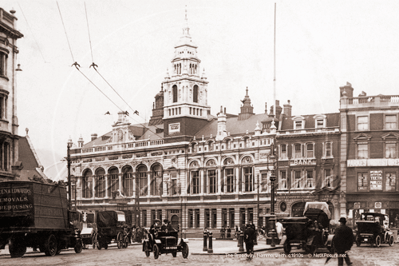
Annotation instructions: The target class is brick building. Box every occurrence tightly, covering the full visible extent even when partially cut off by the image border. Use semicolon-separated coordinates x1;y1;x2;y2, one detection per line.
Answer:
340;82;399;228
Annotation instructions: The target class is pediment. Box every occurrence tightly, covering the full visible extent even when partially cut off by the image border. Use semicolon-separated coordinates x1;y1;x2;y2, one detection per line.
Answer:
353;133;372;141
381;132;399;140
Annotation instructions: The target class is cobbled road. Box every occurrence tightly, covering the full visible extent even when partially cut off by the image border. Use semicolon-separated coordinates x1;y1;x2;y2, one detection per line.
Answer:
1;240;398;266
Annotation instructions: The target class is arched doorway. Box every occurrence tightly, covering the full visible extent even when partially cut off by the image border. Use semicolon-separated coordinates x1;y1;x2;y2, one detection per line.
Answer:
171;215;179;230
291;202;306;217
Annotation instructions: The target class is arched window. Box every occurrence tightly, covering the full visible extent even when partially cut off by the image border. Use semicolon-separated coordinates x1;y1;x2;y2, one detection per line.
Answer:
82;169;93;199
173;85;178;103
122;166;133;197
95;168;106;198
151;164;163;196
193;85;198;103
137;165;148;196
108;167;119;198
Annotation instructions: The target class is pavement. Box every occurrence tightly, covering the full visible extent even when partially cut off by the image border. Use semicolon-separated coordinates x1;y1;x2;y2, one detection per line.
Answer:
0;237;282;257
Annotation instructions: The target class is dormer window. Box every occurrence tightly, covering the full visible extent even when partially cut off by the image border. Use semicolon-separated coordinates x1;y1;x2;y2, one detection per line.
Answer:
293;116;305;130
314;114;326;129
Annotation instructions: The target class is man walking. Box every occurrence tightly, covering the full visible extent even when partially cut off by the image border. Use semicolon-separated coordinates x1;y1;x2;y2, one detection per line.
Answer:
331;217;354;266
244;224;256;260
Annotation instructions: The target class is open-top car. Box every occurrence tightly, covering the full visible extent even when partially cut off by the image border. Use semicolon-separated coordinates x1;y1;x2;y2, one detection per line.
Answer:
142;219;189;259
281;202;333;255
355;212;394;247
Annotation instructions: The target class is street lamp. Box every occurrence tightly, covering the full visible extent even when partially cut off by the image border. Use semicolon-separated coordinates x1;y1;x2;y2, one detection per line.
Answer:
67;138;73;210
269;152;277;247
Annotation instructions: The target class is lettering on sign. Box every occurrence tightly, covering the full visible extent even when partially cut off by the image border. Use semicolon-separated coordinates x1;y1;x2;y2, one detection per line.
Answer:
290;159;316;166
370;170;383;190
169;123;180;134
348;159;399;167
0;187;33;212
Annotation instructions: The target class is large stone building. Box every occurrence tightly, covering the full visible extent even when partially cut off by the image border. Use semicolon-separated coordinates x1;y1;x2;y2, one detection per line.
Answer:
339;83;399;228
69;18;284;233
0;8;23;180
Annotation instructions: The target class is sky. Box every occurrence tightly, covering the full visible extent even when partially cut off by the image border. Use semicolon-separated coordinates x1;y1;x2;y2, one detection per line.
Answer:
3;0;399;179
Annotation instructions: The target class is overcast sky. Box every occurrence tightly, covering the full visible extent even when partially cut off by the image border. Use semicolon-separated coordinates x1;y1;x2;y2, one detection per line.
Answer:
3;0;399;178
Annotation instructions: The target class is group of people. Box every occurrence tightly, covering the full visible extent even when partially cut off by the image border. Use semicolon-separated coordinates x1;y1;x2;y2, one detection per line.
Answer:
219;226;232;238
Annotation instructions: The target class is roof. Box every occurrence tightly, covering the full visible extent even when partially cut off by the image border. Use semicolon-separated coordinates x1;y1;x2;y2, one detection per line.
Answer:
280;112;340;130
18;135;48;181
194;113;274;138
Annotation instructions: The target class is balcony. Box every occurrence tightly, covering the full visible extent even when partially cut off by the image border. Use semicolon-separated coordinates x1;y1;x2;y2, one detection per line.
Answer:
340;95;399;109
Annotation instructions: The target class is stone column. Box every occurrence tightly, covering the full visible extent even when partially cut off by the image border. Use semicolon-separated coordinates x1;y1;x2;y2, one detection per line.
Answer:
235;167;239;194
147;172;151;196
200;169;204;195
92;176;96;198
217;168;221;194
105;175;108;198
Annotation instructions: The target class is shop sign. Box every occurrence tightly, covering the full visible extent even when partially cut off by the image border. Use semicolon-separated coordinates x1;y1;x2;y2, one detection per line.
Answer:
290;158;316;166
370;170;383;190
375;202;382;209
348;158;399;167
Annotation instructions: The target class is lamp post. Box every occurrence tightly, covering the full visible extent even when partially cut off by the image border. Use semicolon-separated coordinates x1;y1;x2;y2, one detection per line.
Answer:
269;152;276;247
67;138;73;210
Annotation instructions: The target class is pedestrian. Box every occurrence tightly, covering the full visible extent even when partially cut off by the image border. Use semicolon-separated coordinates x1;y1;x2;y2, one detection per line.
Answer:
227;226;231;238
235;225;239;239
275;219;283;240
331;217;354;266
244;224;256;260
220;226;225;239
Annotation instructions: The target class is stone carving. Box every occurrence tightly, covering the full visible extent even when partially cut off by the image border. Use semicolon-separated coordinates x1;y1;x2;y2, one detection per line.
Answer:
206;159;216;166
242;156;253;164
224;158;234;165
189;161;199;168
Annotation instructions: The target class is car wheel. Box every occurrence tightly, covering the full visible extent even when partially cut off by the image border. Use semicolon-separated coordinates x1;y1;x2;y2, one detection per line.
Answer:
74;240;83;254
283;242;291;254
143;242;150;257
153;244;159;259
182;243;189;259
9;236;26;258
375;235;381;248
44;234;58;256
389;235;394;246
117;233;122;249
356;236;361;247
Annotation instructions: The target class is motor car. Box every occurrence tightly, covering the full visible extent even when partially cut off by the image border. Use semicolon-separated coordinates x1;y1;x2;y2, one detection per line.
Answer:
355;212;394;247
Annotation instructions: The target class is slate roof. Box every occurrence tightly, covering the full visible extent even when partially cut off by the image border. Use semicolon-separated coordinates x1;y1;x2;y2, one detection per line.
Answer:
194;113;276;139
18;136;47;181
280;112;340;130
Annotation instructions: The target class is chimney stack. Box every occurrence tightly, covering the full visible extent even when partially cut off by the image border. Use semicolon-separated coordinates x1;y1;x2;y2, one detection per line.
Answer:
283;100;292;117
91;133;98;141
340;82;354;98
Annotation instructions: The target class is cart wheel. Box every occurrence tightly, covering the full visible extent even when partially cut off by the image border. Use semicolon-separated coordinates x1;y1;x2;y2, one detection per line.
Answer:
44;234;58;256
283;242;291;254
389;236;394;246
153;244;159;259
143;242;150;257
182;243;189;259
375;235;381;247
172;252;177;257
355;236;361;247
74;240;83;254
117;233;123;249
9;236;26;258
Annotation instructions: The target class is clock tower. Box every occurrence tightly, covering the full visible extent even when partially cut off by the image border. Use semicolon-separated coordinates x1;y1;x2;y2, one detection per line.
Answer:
162;10;210;142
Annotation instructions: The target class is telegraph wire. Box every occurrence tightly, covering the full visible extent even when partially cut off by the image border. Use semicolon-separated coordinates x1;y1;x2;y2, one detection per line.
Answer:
17;2;47;63
56;1;75;63
84;2;94;63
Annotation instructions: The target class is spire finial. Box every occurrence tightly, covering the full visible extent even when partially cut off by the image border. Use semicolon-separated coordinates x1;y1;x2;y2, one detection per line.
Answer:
183;5;190;36
246;86;249;96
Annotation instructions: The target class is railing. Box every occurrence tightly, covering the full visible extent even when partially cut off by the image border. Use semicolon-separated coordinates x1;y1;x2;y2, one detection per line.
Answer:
342;95;399;107
279;126;339;135
79;139;164;154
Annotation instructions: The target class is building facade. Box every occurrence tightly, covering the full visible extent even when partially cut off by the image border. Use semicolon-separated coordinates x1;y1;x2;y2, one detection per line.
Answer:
0;8;23;180
340;83;399;228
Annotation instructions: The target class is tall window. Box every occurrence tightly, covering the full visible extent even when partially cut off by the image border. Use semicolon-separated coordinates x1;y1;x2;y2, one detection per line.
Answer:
138;165;148;196
386;173;396;191
208;170;217;193
261;173;269;192
325;142;332;157
173;85;178;103
357;116;368;130
188;209;193;228
279;170;287;189
151;164;162;196
280;144;287;159
244;167;253;192
386;143;396;158
292;170;302;189
226;169;234;193
306;143;314;158
205;209;210;228
0;52;7;77
192;171;200;194
306;170;314;188
122;166;133;197
385;115;397;129
82;169;93;198
211;209;217;228
195;209;200;227
357;144;368;159
95;168;106;198
294;144;302;158
108;167;119;197
0;96;6;120
357;172;368;191
193;85;198;103
324;169;332;188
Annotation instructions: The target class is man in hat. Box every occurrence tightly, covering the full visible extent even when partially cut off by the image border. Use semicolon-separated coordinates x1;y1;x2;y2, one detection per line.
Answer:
331;217;354;266
244;224;256;260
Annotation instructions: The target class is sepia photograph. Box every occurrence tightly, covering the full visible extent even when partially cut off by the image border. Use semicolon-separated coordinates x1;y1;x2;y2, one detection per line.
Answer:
1;0;399;265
